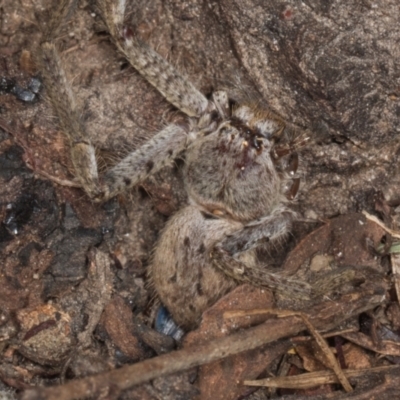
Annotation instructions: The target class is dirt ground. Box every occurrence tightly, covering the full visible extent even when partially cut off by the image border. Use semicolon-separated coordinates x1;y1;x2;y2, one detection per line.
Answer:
1;0;400;399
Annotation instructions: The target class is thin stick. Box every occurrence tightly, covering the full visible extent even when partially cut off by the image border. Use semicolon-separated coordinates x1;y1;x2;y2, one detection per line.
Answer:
294;312;352;392
33;170;80;188
244;365;400;389
362;210;400;239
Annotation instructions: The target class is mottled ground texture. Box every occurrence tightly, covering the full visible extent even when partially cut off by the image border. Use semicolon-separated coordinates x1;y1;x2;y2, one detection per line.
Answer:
1;0;400;399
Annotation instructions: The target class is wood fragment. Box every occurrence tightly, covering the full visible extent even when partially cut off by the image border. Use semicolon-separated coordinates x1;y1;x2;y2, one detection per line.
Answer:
76;250;114;347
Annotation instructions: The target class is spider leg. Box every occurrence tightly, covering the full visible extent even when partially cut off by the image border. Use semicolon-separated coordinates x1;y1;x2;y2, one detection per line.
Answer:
211;207;311;298
102;124;188;199
40;0;190;200
272;127;311;158
218;208;296;255
41;40;101;199
97;0;210;118
212;91;230;118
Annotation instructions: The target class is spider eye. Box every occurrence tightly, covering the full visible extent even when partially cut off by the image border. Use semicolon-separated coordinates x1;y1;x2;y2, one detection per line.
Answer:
210;110;219;122
252;137;263;150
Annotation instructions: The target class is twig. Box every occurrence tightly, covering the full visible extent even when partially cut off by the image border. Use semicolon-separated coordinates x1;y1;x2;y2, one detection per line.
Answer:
244;365;400;389
33;170;81;188
362;210;400;239
341;331;400;357
292;311;352;392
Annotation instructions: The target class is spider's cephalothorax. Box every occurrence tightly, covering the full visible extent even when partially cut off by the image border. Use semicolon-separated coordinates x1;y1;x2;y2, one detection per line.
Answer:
185;103;292;222
41;0;310;330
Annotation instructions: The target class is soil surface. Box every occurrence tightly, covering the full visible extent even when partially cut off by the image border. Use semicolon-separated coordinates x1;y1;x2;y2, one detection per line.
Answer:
1;0;400;399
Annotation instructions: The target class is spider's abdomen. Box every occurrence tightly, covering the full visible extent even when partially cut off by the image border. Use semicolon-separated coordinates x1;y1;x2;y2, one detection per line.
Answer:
184;124;283;222
150;205;256;330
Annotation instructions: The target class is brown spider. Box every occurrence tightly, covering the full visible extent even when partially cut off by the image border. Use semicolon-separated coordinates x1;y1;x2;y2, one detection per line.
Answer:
40;0;310;330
